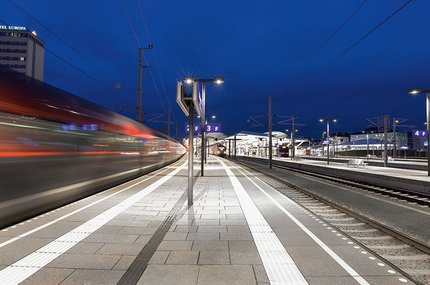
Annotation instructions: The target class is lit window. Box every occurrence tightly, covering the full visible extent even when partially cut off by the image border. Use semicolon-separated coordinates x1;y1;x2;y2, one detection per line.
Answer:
20;57;25;61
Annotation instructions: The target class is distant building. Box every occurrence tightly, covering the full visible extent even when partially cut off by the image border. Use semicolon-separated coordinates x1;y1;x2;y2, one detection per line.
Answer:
350;131;409;150
0;25;44;81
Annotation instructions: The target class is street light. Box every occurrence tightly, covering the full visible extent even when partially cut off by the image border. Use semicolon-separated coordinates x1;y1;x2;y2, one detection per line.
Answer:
319;118;337;164
408;88;430;176
184;76;224;176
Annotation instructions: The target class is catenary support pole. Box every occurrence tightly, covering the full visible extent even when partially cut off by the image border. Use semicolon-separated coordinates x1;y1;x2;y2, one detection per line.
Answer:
201;82;206;176
383;114;389;167
268;96;272;169
188;105;194;206
137;48;143;122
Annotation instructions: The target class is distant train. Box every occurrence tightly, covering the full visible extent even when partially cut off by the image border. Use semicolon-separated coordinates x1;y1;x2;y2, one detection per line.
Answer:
0;67;186;228
212;143;227;157
278;143;289;157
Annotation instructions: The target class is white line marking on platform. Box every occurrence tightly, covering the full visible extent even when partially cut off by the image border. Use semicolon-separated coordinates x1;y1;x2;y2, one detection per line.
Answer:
0;160;183;248
217;158;308;285
0;162;186;285
231;162;370;285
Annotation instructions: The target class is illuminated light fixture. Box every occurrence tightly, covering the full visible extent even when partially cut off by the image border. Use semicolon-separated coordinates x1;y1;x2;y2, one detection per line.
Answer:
319;118;324;122
184;77;194;85
211;115;216;119
408;88;423;95
214;77;224;85
31;30;37;36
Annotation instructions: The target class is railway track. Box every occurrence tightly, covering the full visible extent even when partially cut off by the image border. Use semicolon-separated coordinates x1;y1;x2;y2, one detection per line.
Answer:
235;158;430;285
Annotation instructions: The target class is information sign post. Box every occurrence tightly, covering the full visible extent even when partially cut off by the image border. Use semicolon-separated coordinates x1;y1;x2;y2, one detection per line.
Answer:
177;81;201;205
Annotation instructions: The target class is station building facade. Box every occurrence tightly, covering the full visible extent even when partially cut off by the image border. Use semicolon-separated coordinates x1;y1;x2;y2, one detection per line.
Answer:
0;25;44;81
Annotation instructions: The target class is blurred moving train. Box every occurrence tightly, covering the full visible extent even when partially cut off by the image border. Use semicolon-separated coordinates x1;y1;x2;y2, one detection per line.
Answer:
212;143;226;157
0;67;186;228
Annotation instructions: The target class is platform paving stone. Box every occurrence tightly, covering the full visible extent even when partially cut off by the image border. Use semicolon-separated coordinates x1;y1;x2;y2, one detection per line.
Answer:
198;250;230;265
96;243;145;255
220;231;253;241
187;232;220;240
60;269;125;285
158;240;193;251
83;233;139;244
166;250;199;264
230;250;263;265
19;268;74;285
164;231;188;240
137;264;199;285
66;242;104;255
197;265;256;285
148;250;170;264
197;225;227;232
192;240;228;251
113;255;137;270
47;253;121;269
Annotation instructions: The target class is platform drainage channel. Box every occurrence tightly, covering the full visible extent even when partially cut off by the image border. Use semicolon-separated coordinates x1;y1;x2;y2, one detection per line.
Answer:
117;173;199;285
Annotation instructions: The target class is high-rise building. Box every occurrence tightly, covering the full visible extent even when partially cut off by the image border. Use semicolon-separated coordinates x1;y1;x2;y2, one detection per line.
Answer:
0;25;44;81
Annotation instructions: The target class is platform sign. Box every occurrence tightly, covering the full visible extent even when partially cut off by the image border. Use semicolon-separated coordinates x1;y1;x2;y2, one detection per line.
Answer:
413;129;428;137
205;123;221;133
186;123;222;134
176;81;201;117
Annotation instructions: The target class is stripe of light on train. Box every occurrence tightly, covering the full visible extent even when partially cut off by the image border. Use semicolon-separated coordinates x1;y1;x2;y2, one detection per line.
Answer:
217;158;309;285
0;162;186;285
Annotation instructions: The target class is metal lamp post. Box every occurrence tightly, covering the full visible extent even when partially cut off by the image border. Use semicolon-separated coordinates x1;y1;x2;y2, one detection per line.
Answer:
408;88;430;176
319;118;337;165
184;77;224;177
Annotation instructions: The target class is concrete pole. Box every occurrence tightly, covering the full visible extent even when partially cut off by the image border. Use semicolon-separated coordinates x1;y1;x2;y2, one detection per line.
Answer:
383;114;389;167
137;48;143;123
366;133;369;161
201;82;206;176
234;135;237;159
326;121;330;165
393;120;397;158
427;92;430;176
188;104;194;206
268;96;272;169
292;115;295;159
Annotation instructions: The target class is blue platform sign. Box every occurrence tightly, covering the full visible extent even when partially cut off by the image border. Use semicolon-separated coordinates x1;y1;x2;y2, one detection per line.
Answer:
413;129;428;137
186;123;222;134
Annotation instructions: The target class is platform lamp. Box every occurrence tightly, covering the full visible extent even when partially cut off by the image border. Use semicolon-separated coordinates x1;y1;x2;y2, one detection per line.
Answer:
184;76;224;176
319;118;337;165
408;88;430;176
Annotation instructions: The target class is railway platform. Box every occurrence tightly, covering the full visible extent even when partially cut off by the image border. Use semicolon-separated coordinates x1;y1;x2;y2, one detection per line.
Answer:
0;156;413;284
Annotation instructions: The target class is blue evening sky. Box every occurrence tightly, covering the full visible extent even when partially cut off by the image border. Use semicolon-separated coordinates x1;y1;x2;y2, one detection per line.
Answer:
1;0;429;139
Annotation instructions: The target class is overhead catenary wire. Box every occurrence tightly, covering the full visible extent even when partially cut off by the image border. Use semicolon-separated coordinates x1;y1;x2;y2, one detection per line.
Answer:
0;18;133;105
119;0;141;48
7;0;133;94
136;0;178;123
296;0;368;74
289;0;413;99
120;0;170;120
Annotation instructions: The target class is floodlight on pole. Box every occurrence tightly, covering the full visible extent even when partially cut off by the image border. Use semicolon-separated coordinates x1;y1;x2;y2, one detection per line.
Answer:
408;88;430;176
214;77;224;85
